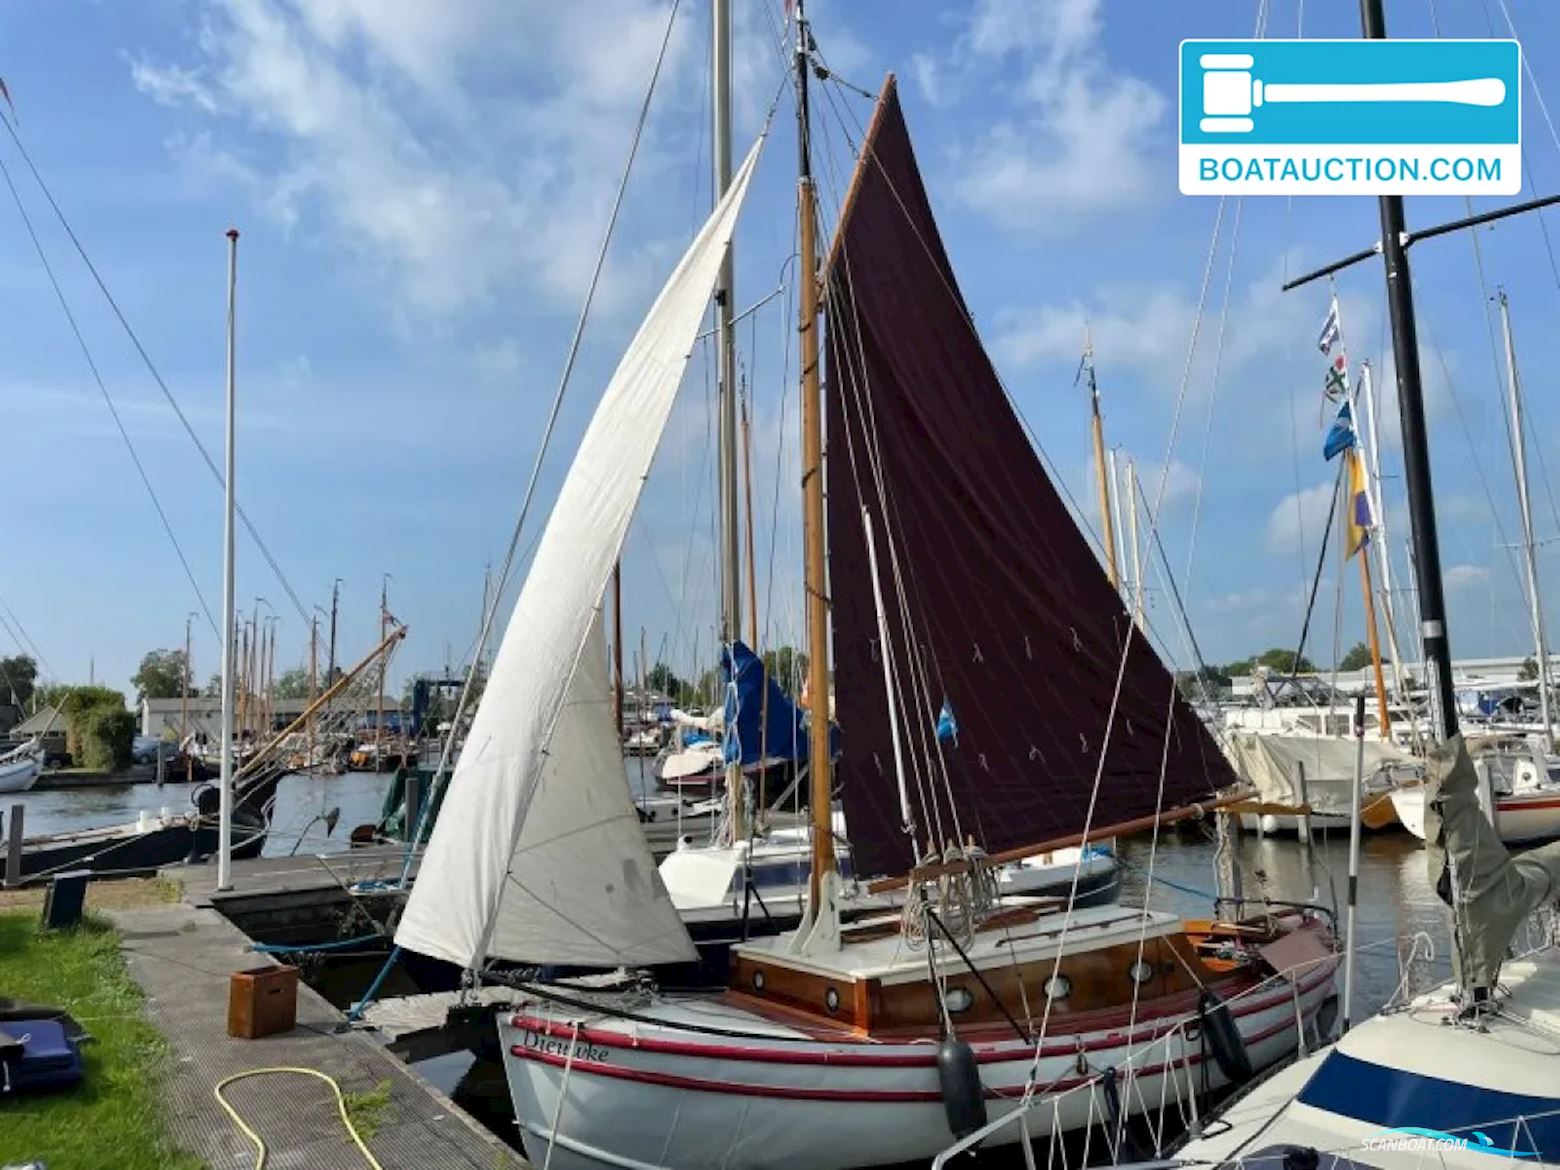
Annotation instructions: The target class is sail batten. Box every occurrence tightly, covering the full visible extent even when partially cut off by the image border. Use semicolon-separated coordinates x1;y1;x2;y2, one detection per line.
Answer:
823;80;1237;878
395;136;765;970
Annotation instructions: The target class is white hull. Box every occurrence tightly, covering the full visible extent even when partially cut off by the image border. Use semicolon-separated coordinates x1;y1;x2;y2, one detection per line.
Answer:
500;959;1337;1169
1392;784;1560;845
1178;952;1560;1168
0;752;41;794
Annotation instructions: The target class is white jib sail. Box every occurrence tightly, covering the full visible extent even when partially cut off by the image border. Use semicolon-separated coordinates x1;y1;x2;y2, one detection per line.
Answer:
395;136;764;971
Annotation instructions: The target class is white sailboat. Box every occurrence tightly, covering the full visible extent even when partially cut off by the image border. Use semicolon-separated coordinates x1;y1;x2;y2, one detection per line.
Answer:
0;738;43;794
392;8;1339;1153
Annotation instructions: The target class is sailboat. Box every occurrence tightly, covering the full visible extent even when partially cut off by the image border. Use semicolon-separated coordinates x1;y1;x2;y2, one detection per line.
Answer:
1097;4;1560;1166
393;12;1339;1158
0;737;44;794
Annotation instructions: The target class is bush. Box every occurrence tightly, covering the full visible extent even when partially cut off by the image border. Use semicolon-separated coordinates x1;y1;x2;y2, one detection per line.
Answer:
53;685;134;771
75;705;135;771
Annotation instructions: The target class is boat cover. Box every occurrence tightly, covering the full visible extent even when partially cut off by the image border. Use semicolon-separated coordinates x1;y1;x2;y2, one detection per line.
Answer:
1424;733;1560;991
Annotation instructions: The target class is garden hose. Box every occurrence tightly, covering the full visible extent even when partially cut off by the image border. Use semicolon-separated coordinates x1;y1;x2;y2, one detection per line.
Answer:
212;1066;384;1170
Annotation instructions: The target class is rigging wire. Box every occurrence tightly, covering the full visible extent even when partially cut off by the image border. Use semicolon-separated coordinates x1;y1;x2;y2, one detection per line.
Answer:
0;150;218;638
398;0;687;883
0;597;56;681
0;113;311;628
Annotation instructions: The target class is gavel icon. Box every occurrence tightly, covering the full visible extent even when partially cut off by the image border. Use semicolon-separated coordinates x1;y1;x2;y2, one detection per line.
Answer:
1198;52;1507;134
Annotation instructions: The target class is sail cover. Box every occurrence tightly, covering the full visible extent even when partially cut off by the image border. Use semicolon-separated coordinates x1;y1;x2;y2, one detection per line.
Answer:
395;137;764;970
823;79;1239;878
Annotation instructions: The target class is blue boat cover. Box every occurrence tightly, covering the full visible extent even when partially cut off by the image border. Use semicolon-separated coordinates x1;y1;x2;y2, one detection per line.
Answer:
0;1018;84;1096
722;641;833;768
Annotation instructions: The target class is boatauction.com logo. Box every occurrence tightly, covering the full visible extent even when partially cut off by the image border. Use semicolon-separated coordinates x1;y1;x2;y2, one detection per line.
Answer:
1364;1127;1537;1158
1180;39;1521;195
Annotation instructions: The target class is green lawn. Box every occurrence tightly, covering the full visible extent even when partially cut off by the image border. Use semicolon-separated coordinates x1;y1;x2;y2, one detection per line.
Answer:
0;911;203;1170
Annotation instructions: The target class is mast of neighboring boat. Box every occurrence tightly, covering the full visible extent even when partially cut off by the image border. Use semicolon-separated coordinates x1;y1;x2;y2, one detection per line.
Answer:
612;561;624;738
217;227;238;893
1107;446;1129;604
1497;289;1553;741
1358;360;1411;710
1082;334;1121;592
713;0;746;837
1343;692;1366;1030
795;0;836;905
1126;457;1144;632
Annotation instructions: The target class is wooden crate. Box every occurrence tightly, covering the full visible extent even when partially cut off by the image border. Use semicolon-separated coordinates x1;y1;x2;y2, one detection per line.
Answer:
227;964;299;1039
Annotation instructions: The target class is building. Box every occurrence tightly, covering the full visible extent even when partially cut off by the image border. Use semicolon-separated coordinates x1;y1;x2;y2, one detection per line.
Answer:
1229;653;1558;699
140;694;403;740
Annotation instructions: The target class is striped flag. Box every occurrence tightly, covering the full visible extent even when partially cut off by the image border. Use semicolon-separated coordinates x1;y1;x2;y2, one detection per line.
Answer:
1317;297;1342;355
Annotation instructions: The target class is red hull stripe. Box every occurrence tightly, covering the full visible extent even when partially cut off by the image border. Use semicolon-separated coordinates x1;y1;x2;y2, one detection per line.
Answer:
1497;797;1560;811
508;962;1336;1069
509;1011;1310;1103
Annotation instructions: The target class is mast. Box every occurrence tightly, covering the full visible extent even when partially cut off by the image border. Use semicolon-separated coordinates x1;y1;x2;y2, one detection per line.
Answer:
713;0;744;835
377;575;389;767
612;561;625;737
1083;335;1120;591
796;0;836;901
1358;361;1409;705
327;577;340;684
308;613;318;767
1361;0;1456;743
1498;290;1553;738
742;387;760;648
180;613;191;746
1356;518;1393;738
217;227;238;892
1125;457;1144;631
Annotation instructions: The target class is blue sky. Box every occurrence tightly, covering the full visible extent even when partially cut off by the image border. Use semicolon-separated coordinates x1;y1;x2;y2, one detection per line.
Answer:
6;0;1560;697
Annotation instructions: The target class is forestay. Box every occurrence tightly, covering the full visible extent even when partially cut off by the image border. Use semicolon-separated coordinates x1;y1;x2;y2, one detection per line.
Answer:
395;136;764;970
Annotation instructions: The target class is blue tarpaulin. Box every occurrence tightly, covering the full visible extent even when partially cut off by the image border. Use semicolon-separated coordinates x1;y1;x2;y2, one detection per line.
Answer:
722;640;834;767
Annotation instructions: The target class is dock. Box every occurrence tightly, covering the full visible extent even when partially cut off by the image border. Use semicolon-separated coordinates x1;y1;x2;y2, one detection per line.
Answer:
113;899;528;1168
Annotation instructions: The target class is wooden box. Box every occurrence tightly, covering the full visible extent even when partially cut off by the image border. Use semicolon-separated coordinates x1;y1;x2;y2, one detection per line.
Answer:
227;964;299;1039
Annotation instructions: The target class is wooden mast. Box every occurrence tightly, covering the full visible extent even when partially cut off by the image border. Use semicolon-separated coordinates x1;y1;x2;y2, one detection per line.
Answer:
1358;535;1392;738
796;0;835;904
308;614;318;766
1084;334;1120;591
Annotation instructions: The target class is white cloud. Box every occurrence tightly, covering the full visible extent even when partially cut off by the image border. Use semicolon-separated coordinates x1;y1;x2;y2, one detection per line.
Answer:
471;338;525;383
129;0;701;316
919;0;1164;232
1266;479;1337;557
1445;563;1491;592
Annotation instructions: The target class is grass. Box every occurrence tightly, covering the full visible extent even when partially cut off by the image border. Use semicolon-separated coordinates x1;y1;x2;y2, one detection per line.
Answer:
0;911;203;1170
0;875;182;914
342;1078;395;1142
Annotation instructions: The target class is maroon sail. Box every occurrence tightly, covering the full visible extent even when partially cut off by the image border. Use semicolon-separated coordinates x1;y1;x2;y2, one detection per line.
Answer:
823;78;1238;879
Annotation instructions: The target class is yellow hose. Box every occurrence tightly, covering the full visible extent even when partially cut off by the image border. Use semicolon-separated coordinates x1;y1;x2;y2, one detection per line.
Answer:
213;1066;385;1170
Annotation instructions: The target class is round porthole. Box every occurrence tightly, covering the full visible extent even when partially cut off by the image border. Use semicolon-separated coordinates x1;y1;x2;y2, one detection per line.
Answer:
824;987;841;1013
1128;960;1155;985
944;986;974;1014
1044;974;1072;1000
752;969;766;992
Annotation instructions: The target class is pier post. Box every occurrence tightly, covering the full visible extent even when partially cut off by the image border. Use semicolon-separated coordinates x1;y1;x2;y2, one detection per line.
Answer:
404;770;421;845
5;803;22;887
1293;759;1313;848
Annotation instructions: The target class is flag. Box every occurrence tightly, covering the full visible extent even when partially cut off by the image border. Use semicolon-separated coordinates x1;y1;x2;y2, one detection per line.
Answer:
1317;298;1341;355
1346;449;1373;559
935;699;958;745
1323;400;1356;461
1323;354;1348;401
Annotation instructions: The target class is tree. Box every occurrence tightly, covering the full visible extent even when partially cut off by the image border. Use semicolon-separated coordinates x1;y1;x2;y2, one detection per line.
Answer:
762;646;809;696
645;662;685;699
204;674;222;697
51;685;133;770
0;654;37;707
273;667;312;700
1339;642;1373;672
1520;656;1539;681
1177;665;1232;701
132;649;190;701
